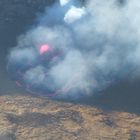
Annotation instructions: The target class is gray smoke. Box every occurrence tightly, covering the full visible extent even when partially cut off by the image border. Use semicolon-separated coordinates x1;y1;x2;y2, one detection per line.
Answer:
7;0;140;99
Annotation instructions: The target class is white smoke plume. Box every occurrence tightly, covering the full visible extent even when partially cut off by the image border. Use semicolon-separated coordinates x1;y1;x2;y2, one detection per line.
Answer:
60;0;71;6
7;0;140;99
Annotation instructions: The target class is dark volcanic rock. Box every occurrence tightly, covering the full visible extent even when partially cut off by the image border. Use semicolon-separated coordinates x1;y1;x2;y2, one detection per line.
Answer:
7;110;83;127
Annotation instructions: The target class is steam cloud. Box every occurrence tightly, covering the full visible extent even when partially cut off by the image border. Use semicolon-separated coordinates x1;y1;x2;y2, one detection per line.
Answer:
7;0;140;99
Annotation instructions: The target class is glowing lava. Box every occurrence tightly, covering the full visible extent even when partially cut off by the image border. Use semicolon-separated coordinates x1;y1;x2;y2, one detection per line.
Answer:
39;44;51;54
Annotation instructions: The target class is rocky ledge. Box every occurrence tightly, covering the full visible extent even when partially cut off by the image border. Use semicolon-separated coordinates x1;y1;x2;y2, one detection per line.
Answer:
0;95;140;140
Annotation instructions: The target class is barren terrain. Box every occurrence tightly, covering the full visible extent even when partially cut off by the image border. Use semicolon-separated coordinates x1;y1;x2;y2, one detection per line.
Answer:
0;95;140;140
